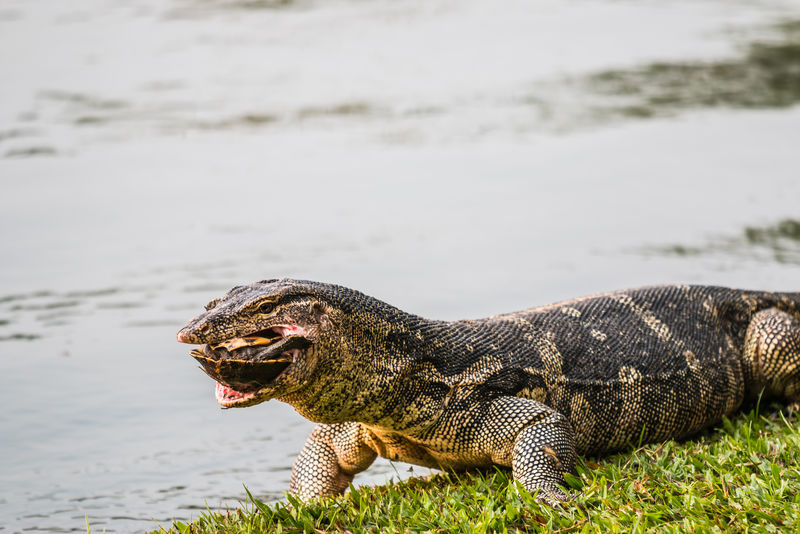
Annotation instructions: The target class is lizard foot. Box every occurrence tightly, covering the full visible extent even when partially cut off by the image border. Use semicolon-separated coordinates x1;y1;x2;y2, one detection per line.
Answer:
514;482;572;507
535;486;572;507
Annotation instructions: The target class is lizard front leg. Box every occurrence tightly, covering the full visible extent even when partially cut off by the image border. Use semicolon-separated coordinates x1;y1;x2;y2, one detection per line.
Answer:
289;422;377;499
482;397;577;504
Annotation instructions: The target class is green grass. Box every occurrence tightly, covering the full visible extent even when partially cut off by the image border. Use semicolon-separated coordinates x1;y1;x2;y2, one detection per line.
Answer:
155;406;800;533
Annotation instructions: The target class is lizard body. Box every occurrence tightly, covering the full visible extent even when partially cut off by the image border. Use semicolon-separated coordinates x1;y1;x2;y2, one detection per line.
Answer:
177;280;800;502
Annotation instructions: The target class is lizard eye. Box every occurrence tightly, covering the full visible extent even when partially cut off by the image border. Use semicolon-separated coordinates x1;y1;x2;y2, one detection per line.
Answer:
258;302;275;314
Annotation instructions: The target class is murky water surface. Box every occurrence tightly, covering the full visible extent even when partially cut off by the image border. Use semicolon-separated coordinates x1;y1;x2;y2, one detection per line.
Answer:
2;1;800;532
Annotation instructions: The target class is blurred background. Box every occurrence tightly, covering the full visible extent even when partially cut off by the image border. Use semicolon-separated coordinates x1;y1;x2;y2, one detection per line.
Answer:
1;0;799;532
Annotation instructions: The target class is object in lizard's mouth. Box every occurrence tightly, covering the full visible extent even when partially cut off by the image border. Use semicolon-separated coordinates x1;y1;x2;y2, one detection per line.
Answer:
189;329;311;396
209;332;281;351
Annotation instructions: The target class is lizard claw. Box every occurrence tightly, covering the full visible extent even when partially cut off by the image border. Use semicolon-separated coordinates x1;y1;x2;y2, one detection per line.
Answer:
535;486;572;507
514;482;573;507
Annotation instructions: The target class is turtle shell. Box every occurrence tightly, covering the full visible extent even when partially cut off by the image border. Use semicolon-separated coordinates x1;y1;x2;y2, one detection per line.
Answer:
190;336;310;392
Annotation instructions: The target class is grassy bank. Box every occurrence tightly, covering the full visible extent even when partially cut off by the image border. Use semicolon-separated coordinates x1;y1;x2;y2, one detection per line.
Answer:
157;406;800;533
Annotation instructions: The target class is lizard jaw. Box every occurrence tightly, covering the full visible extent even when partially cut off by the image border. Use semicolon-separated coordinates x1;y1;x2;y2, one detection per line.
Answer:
215;382;258;406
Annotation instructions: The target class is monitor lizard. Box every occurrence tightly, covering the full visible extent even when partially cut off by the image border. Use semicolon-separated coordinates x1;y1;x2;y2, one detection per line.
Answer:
177;279;800;504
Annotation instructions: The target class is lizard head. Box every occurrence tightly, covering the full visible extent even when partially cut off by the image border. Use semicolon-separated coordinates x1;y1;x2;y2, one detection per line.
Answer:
176;278;405;413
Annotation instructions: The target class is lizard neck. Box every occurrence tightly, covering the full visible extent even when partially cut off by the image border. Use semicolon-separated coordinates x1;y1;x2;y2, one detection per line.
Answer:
281;311;462;431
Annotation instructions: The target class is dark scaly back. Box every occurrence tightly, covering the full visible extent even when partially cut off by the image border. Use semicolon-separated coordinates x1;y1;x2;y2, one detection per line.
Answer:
370;285;800;454
490;285;800;381
486;285;800;453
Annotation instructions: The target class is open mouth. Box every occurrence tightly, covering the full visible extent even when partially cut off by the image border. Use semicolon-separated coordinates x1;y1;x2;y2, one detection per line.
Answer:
188;326;310;407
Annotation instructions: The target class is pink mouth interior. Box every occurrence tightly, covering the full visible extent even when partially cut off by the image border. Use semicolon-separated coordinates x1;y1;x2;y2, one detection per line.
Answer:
273;324;305;337
215;381;257;404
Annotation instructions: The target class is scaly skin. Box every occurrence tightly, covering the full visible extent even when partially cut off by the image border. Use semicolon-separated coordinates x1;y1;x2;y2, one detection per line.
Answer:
177;279;800;503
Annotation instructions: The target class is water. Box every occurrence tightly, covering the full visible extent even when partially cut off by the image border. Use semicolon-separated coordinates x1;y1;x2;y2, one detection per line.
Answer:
1;0;800;532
